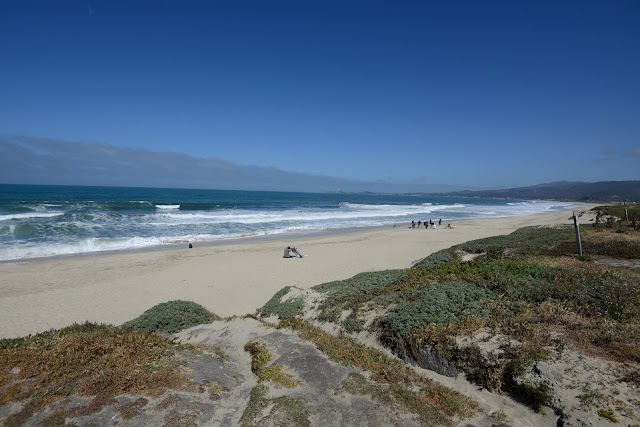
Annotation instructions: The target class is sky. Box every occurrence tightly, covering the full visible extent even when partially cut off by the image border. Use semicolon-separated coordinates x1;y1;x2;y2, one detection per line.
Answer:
1;1;639;192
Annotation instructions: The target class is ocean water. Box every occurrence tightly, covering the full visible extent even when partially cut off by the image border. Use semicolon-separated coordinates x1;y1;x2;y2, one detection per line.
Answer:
0;184;577;261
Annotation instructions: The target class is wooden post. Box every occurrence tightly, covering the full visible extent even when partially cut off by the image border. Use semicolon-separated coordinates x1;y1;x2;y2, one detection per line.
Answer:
572;211;583;257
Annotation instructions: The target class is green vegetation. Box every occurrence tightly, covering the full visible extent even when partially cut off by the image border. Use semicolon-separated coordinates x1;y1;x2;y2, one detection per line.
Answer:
258;287;304;320
381;281;494;337
244;341;298;388
285;224;640;414
339;372;470;426
122;300;219;334
280;318;477;425
594;205;640;224
341;312;366;333
453;226;574;258
598;408;620;423
412;249;457;269
0;322;188;425
239;384;310;427
312;270;407;324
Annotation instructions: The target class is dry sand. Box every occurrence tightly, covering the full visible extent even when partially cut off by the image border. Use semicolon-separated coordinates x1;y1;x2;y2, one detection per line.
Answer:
0;207;593;339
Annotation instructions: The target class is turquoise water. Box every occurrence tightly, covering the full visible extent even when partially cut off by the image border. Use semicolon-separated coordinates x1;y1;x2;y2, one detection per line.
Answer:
0;184;576;261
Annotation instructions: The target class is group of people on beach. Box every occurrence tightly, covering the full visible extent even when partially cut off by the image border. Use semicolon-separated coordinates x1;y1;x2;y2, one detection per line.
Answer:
411;219;453;229
412;219;440;229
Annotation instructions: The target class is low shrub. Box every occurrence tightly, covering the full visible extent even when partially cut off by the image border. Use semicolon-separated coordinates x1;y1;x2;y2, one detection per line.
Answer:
312;270;406;321
240;384;310;427
456;226;575;258
0;322;186;419
380;281;494;339
413;249;457;269
122;300;219;334
553;230;640;259
313;270;407;305
341;312;365;333
259;287;304;320
378;281;495;370
428;259;556;296
244;341;297;388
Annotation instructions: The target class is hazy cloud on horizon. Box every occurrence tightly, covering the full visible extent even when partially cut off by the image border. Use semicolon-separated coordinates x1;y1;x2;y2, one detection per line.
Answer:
0;136;468;193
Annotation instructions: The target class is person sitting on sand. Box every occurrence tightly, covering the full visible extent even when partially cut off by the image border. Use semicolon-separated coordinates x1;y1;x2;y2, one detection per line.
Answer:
284;246;303;258
446;224;453;229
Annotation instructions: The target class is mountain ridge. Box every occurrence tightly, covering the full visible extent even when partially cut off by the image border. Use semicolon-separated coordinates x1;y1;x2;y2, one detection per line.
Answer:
439;180;640;202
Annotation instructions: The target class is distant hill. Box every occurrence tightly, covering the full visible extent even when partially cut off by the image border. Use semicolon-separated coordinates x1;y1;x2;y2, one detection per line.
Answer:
444;181;640;202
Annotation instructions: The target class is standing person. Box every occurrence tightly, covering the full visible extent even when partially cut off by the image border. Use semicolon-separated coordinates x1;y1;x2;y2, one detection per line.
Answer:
424;221;428;229
411;220;415;228
417;220;421;228
439;219;442;226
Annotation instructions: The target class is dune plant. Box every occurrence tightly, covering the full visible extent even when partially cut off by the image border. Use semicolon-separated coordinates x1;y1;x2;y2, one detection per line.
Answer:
244;341;297;388
240;384;310;427
281;318;477;425
259;287;304;320
122;300;219;334
412;249;457;269
0;322;187;424
313;270;407;308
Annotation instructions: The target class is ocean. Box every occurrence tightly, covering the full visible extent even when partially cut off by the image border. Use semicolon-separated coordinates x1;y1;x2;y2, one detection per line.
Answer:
0;184;578;262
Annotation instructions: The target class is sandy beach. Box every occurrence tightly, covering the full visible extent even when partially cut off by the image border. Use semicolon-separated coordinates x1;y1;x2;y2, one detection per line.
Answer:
0;208;592;339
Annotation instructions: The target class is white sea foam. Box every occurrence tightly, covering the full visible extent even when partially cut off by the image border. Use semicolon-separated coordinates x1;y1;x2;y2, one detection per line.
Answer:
0;197;579;261
152;206;439;225
141;201;573;228
0;212;65;221
0;236;168;261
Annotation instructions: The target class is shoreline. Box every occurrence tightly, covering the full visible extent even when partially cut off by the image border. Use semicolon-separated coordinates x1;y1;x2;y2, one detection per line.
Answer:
0;206;596;339
0;204;583;265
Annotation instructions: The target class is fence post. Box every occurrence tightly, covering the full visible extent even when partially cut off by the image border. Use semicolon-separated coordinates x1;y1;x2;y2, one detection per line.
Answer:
572;211;583;257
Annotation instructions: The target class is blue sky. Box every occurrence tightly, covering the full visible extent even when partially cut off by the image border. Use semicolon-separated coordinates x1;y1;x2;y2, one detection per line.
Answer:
1;1;639;192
